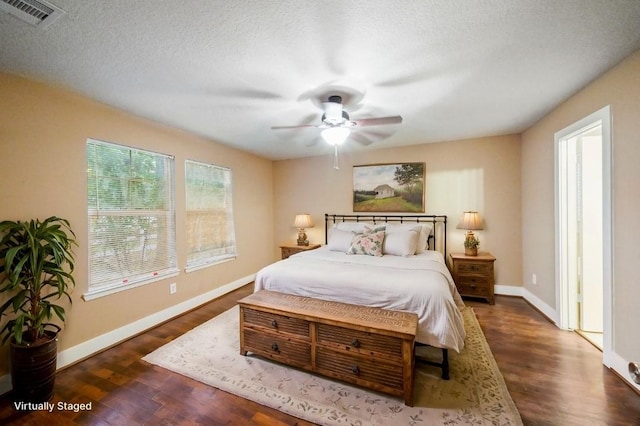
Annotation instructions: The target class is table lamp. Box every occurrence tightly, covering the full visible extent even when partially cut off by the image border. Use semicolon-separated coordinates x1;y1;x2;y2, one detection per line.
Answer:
293;214;313;246
456;211;483;256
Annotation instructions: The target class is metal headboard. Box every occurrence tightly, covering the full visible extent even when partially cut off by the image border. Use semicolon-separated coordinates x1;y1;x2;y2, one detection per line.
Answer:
324;213;447;255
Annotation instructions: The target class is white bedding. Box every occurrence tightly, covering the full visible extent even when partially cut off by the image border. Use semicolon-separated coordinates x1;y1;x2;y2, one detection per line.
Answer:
254;246;466;352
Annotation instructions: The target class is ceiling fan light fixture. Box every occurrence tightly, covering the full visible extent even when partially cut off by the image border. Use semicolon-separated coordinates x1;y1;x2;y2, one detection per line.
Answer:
323;101;343;124
321;127;350;146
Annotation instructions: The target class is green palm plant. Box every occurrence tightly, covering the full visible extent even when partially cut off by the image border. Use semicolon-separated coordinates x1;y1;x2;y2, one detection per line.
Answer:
0;216;77;345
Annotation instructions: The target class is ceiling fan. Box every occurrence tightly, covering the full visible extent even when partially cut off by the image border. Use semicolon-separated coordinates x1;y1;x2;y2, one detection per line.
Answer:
271;95;403;169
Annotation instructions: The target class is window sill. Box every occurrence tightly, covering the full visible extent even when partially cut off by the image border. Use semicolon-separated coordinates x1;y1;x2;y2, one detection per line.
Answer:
185;256;236;273
82;268;180;301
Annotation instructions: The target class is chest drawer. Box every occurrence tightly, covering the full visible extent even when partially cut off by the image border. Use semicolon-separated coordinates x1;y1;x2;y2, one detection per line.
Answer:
317;323;402;358
243;308;309;338
242;328;311;368
456;261;492;275
456;278;490;296
316;347;404;391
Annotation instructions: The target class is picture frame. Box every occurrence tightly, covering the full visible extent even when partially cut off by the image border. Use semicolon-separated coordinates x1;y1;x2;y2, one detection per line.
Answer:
353;163;425;212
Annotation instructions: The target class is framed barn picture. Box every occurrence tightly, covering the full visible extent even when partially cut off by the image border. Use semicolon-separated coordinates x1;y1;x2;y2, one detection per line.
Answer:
352;163;425;212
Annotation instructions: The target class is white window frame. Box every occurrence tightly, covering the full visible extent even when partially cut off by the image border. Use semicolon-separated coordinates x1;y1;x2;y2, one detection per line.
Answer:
84;139;178;301
185;160;237;272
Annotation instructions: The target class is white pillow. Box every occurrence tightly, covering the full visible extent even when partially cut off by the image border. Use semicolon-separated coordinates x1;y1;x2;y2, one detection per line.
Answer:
384;224;422;233
417;223;434;253
327;228;354;252
333;222;372;233
383;229;420;256
384;224;422;255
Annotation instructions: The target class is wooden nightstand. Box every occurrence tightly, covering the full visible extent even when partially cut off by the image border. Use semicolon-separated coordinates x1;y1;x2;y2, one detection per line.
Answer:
279;243;320;259
450;252;496;304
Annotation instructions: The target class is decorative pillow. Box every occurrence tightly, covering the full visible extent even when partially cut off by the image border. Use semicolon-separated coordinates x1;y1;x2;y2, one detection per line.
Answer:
347;230;385;257
327;228;354;252
368;225;386;233
383;229;420;256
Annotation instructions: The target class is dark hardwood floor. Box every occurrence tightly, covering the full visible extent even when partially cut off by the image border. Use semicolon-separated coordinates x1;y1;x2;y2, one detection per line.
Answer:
0;285;638;425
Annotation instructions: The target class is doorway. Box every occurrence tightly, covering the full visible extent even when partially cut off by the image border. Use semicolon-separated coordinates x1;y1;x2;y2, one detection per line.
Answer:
555;106;612;362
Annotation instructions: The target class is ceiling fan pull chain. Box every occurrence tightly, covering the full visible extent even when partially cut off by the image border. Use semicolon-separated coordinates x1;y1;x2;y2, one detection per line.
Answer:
333;145;340;170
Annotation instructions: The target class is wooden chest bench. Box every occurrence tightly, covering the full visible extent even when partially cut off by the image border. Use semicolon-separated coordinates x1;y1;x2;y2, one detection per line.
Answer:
238;290;418;406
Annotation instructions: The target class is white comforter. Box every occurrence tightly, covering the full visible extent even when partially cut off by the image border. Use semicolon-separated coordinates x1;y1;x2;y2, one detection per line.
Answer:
254;247;466;352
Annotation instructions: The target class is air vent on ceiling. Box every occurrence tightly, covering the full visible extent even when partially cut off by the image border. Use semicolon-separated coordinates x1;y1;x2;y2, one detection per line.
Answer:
0;0;65;28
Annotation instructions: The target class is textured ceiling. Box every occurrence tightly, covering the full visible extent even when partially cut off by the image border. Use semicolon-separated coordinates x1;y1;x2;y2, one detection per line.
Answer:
1;0;640;160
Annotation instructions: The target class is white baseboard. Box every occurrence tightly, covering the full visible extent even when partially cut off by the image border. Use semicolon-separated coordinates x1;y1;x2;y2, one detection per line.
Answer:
495;284;559;326
494;284;523;297
0;274;254;396
607;348;640;393
521;287;560;325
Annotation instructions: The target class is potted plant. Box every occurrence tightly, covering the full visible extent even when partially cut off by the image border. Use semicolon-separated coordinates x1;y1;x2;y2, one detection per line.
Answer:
0;216;77;402
464;234;480;256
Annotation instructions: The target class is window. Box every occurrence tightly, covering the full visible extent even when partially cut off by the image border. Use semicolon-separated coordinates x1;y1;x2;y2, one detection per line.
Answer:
85;139;177;300
185;160;237;271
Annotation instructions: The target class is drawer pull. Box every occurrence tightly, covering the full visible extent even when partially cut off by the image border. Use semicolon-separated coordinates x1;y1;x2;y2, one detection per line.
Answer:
351;365;360;375
271;319;278;328
351;338;361;348
271;343;279;352
470;285;477;289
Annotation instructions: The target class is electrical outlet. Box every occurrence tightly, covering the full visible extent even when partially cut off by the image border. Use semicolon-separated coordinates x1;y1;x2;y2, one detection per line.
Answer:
531;274;537;285
169;283;177;294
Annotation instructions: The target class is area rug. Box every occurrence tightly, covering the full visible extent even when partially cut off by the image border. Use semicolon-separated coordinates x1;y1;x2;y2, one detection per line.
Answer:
143;305;522;425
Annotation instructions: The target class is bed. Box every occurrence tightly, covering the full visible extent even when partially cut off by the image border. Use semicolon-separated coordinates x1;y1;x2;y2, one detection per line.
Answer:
254;213;466;378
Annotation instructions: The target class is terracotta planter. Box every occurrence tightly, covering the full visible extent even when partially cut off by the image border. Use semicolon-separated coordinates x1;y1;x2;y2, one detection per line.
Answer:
464;247;478;256
10;330;58;402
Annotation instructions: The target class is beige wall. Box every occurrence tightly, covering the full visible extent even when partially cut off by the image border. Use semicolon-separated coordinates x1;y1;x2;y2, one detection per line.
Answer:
273;135;522;287
0;72;274;375
521;50;640;362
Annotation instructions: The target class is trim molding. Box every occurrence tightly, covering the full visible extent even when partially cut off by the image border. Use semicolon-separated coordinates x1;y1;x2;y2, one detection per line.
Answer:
495;285;559;325
521;287;559;325
0;274;254;396
494;284;523;297
609;351;640;394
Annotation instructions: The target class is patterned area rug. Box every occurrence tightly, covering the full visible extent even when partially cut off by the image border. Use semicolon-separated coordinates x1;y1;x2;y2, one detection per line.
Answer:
143;305;522;425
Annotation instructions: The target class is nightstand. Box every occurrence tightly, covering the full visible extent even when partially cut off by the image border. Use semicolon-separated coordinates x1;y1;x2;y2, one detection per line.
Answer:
279;243;320;259
450;252;496;304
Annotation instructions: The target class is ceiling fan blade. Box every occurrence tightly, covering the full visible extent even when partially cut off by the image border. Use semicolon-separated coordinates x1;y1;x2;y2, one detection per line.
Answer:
353;116;403;127
350;132;374;146
271;112;319;130
271;124;316;130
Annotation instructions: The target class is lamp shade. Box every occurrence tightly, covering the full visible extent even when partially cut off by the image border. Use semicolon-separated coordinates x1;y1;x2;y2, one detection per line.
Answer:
456;211;483;230
321;127;350;146
293;214;313;229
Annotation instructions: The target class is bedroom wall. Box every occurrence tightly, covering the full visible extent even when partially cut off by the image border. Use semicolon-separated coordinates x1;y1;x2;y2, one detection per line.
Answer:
521;50;640;377
0;72;274;376
273;134;522;288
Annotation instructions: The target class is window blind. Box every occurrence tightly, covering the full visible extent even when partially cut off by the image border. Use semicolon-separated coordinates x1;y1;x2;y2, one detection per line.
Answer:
86;139;177;297
185;160;237;270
